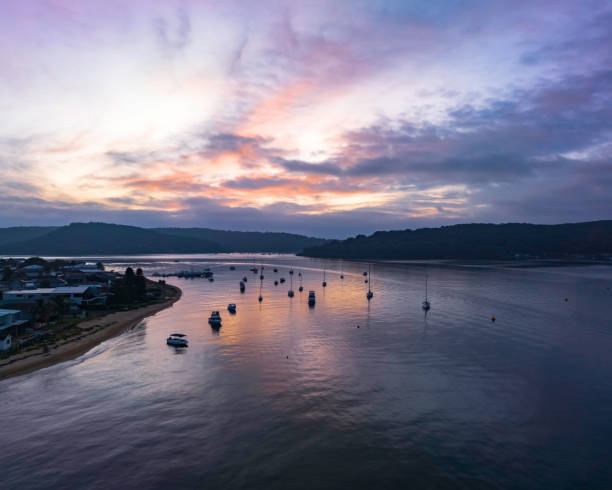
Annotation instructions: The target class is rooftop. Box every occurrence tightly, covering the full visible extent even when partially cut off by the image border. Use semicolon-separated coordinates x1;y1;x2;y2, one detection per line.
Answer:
4;285;98;295
0;309;21;316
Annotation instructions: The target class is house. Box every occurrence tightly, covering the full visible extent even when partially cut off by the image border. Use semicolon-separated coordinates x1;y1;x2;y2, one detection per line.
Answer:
21;264;45;278
0;309;28;351
64;270;115;286
1;285;106;307
0;332;11;351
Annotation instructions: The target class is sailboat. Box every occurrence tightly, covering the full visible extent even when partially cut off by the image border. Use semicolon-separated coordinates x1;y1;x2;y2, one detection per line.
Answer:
422;276;431;311
288;273;294;297
340;263;344;279
322;267;327;287
298;271;303;292
366;264;373;300
258;274;263;302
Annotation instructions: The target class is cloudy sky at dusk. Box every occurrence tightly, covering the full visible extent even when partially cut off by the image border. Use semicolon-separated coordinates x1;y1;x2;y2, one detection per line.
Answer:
0;0;610;237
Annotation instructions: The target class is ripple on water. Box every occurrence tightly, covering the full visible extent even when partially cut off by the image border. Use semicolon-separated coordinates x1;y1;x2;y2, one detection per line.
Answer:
1;257;612;489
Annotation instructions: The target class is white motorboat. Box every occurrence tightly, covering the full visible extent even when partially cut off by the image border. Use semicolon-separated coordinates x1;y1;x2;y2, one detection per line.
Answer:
167;333;188;347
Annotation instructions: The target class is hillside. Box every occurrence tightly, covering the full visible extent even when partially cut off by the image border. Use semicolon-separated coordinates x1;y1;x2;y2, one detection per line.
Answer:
155;227;326;252
0;223;327;255
0;223;223;255
299;221;612;260
0;226;59;246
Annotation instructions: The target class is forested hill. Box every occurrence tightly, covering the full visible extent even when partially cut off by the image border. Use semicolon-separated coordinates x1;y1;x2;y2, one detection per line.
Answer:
154;228;326;253
299;221;612;260
0;222;326;255
0;223;223;255
0;226;59;246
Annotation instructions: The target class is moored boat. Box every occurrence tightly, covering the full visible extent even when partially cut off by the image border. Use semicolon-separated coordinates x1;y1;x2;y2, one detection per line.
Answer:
208;311;222;326
422;276;431;311
308;291;316;306
166;333;188;347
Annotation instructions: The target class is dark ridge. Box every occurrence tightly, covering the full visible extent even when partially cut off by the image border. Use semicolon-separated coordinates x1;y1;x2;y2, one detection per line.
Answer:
0;222;223;255
154;227;327;253
299;221;612;260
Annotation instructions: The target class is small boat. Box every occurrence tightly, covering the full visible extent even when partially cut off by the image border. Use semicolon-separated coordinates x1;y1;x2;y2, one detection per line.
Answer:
363;271;368;276
366;264;373;300
274;280;278;286
340;264;344;279
258;295;263;302
228;303;236;313
289;269;294;275
422;276;431;311
299;286;303;292
208;311;222;325
288;274;294;297
250;268;258;273
243;276;248;282
229;266;236;270
240;281;245;292
166;333;188;347
208;277;214;282
274;268;278;273
308;291;316;306
280;278;285;283
322;267;326;287
260;274;264;280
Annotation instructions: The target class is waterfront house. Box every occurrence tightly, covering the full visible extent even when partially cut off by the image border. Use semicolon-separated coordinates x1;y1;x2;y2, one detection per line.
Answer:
0;309;28;350
1;285;106;307
0;332;11;351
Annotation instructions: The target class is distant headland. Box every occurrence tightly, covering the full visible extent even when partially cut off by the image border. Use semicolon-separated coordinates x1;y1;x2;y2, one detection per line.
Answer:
299;221;612;261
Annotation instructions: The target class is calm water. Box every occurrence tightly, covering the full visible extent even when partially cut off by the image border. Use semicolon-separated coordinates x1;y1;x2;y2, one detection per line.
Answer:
1;255;612;489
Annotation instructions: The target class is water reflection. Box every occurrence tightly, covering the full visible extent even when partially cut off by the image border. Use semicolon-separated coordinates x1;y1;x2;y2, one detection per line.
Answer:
1;255;612;489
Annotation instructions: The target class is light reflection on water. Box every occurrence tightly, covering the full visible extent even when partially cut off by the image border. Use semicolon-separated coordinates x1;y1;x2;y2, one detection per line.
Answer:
1;255;612;489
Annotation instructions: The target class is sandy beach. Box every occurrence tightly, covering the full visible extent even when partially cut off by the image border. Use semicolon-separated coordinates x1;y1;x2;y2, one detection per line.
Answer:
0;284;182;381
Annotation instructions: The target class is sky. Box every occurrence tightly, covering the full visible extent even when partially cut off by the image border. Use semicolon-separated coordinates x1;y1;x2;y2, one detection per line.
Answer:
0;0;610;238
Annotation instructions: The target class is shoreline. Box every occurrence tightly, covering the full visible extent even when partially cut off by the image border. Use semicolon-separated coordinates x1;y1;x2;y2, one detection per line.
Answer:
0;284;182;381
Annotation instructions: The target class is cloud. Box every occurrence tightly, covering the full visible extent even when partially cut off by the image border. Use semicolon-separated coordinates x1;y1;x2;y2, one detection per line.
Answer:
0;0;611;236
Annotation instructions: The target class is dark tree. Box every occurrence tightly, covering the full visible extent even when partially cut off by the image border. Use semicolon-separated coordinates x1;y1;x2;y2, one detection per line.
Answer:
125;267;135;285
135;268;146;299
